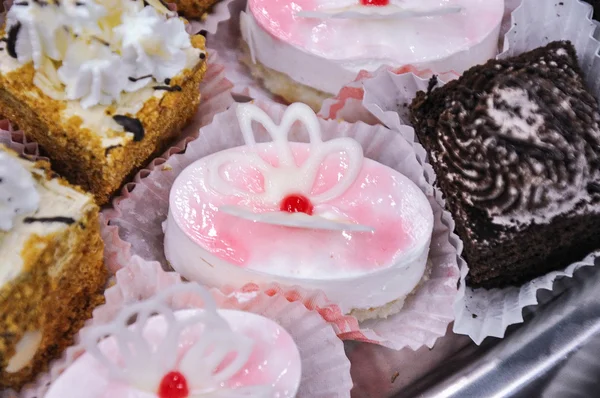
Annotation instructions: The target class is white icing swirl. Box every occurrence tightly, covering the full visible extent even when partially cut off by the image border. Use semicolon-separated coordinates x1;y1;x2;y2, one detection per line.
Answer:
4;0;192;108
6;1;66;68
58;40;132;109
116;4;191;85
0;151;40;232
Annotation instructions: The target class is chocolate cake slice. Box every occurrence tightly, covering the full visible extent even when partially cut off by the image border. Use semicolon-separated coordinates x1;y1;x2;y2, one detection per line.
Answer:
410;41;600;289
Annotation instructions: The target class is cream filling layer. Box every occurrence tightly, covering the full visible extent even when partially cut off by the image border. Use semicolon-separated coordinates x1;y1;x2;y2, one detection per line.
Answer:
0;157;94;289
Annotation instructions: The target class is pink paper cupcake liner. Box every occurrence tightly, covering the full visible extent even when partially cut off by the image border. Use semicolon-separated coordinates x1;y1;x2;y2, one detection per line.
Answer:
323;0;600;345
101;98;461;350
39;256;353;398
0;123;43;161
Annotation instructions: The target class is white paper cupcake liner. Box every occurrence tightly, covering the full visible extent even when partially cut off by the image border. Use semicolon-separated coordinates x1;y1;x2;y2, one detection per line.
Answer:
54;256;353;398
100;98;461;350
323;0;600;345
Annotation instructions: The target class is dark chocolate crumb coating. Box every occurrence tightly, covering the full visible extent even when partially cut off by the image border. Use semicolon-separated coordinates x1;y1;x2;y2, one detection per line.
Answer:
411;41;600;288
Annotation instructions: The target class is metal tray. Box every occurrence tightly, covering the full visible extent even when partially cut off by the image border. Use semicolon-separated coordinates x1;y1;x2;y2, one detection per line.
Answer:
349;259;600;397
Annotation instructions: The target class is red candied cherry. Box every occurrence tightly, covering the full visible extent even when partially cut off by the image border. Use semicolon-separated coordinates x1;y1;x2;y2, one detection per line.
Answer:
280;194;314;215
158;371;189;398
360;0;389;6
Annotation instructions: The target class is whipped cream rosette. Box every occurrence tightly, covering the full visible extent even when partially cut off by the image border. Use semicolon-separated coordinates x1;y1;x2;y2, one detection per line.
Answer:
100;99;461;349
2;0;192;109
40;256;352;398
324;0;600;344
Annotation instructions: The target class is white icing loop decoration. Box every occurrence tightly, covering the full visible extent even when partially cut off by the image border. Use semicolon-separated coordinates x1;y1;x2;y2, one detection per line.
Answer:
208;103;371;231
82;284;271;397
210;103;364;203
296;4;463;20
0;151;40;232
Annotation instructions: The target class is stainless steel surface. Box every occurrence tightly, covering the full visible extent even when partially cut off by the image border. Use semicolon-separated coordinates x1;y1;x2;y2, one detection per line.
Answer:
393;261;600;398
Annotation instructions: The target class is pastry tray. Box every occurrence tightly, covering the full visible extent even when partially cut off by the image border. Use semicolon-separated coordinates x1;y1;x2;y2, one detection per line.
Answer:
348;261;600;397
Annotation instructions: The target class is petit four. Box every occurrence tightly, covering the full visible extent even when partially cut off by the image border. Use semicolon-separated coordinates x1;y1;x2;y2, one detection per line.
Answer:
410;41;600;288
0;147;106;390
175;0;222;19
45;284;302;398
240;0;504;110
0;0;207;204
164;103;434;320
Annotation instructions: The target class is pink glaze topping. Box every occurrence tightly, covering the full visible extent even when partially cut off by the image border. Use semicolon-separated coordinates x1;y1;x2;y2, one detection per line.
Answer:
45;309;301;398
247;0;504;65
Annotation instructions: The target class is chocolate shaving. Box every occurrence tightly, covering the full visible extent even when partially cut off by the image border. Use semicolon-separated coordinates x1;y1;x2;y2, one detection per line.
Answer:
164;78;171;85
113;115;145;141
128;74;152;82
198;29;208;37
153;85;182;92
426;75;438;95
7;22;21;59
104;145;121;156
23;216;76;225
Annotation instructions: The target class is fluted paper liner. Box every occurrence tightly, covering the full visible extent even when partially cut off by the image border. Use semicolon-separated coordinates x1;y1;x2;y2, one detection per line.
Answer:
197;0;286;102
101;98;460;350
324;0;600;345
49;256;353;398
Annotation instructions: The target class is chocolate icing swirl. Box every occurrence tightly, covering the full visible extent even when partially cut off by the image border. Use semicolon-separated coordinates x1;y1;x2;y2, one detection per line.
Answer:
424;43;600;225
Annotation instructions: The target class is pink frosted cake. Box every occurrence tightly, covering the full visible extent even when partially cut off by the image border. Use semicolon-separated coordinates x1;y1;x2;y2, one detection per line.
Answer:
164;103;434;320
240;0;504;109
45;284;302;398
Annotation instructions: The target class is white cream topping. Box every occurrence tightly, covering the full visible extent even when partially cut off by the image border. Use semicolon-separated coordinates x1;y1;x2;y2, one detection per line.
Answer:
4;0;192;108
0;151;93;288
58;40;132;108
241;0;504;96
116;4;192;85
0;151;39;231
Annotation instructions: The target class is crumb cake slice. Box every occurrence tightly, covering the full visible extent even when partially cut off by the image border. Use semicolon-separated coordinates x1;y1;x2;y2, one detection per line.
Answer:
0;0;207;204
0;147;107;390
410;41;600;288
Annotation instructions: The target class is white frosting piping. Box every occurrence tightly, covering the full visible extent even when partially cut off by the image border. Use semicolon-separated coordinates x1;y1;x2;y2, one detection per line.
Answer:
5;330;42;373
296;4;463;20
